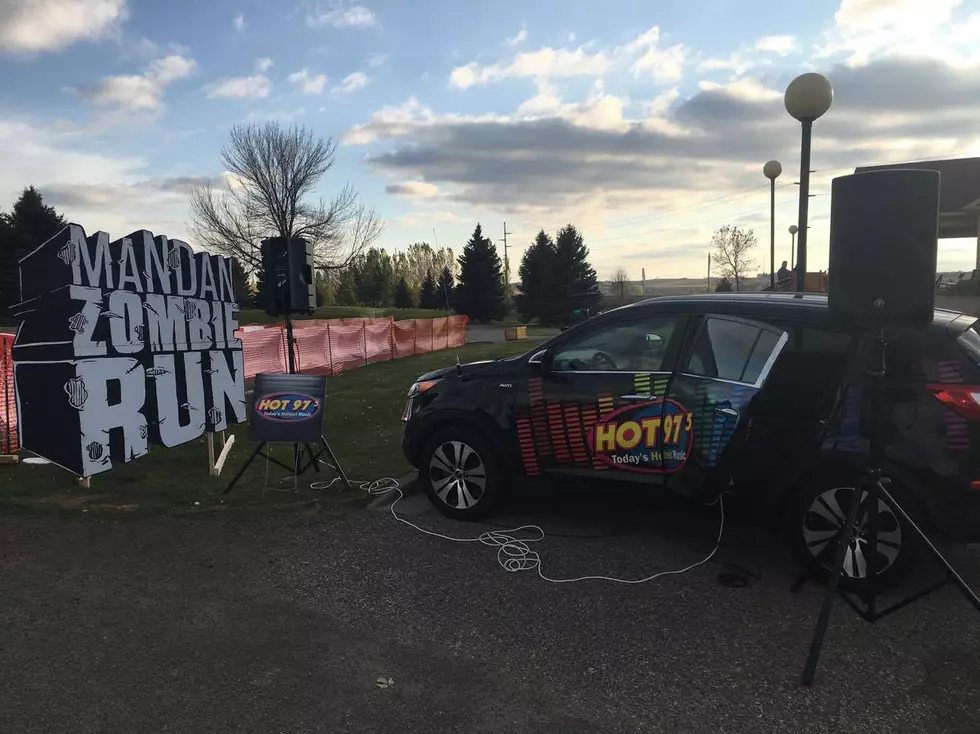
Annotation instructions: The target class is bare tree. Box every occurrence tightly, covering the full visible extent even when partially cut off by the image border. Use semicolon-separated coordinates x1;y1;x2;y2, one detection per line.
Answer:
189;122;382;272
711;225;757;292
611;267;631;304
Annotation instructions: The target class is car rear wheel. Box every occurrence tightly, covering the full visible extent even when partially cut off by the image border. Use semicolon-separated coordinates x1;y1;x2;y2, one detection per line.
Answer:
787;470;921;593
421;426;505;520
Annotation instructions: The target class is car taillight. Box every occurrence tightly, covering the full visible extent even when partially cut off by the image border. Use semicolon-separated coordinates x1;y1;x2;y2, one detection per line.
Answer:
926;383;980;421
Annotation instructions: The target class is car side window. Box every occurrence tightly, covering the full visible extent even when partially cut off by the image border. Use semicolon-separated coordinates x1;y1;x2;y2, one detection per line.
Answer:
686;317;784;384
552;316;678;372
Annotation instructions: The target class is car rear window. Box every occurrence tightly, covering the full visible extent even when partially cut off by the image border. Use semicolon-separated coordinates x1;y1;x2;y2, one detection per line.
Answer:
958;323;980;368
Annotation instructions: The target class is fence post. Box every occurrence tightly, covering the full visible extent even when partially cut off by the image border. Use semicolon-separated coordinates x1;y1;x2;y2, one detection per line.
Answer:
326;323;333;376
413;320;417;356
362;321;368;367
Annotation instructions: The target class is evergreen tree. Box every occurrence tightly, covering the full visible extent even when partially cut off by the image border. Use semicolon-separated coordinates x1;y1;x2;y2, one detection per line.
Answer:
0;187;67;314
231;258;252;308
455;224;507;322
549;224;600;324
435;265;455;311
418;269;437;309
393;277;414;308
355;248;395;306
335;265;359;305
514;230;555;322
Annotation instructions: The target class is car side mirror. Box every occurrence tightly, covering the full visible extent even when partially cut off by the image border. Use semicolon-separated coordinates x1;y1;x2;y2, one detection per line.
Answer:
645;333;663;348
528;348;553;373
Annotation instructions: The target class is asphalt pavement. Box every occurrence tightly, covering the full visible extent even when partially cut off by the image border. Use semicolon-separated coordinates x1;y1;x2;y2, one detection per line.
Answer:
2;483;979;733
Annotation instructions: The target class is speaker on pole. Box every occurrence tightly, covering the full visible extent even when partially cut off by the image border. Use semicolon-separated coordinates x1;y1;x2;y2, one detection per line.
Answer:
827;169;940;329
260;237;317;316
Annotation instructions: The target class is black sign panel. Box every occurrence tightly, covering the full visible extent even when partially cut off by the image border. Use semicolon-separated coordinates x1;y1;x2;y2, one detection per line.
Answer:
249;373;326;443
12;224;247;477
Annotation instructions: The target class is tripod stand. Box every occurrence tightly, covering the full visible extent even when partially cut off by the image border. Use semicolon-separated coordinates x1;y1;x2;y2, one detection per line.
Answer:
224;301;352;495
800;328;980;686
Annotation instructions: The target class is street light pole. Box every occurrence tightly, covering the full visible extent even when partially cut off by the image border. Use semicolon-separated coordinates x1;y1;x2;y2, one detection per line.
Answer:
764;160;782;289
784;73;833;293
796;122;813;291
789;224;798;270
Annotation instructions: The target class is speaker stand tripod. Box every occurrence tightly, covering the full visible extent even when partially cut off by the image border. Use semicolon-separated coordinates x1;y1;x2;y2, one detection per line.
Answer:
224;301;352;496
799;329;980;686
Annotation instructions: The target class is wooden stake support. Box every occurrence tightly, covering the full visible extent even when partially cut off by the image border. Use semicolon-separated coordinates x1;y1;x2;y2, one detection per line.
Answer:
207;431;235;476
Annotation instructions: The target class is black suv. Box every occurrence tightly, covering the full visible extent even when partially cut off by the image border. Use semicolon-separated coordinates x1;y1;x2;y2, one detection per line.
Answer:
402;294;980;590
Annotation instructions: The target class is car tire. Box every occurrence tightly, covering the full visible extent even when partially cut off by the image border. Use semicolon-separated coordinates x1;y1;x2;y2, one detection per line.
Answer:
420;425;506;520
786;468;921;594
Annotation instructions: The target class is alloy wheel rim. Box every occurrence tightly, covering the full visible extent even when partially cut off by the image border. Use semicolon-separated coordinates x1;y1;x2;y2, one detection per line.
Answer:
428;441;487;510
802;486;902;579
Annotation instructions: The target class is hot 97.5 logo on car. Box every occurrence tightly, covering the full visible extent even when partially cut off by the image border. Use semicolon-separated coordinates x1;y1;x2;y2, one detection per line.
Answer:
588;399;694;473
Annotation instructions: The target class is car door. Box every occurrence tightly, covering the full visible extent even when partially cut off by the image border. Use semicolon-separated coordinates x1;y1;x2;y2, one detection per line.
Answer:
523;310;686;482
664;314;789;499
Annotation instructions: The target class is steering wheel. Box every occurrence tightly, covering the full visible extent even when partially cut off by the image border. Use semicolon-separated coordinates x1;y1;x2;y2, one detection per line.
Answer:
590;351;618;370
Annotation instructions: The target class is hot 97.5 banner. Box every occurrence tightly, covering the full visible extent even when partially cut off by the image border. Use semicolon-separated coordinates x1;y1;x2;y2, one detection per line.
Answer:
11;223;248;478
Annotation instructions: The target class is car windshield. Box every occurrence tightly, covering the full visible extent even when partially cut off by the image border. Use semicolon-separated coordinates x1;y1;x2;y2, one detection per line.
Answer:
958;323;980;368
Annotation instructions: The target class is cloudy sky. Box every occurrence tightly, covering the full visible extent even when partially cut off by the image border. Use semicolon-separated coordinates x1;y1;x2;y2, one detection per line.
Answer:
3;0;980;279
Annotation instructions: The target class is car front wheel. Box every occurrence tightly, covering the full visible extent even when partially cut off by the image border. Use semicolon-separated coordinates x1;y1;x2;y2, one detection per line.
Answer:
421;426;505;520
787;470;921;594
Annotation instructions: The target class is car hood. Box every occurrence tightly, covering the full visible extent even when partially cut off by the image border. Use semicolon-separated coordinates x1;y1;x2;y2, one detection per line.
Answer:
416;356;522;382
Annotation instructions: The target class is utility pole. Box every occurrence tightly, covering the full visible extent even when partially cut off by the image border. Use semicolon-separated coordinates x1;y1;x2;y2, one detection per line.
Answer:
500;222;513;288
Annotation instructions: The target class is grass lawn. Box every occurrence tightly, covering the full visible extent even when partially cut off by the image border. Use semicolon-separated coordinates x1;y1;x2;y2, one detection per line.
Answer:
0;340;534;519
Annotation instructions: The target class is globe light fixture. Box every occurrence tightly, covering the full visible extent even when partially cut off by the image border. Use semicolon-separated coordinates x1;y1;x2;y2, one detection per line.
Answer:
764;160;782;288
784;73;833;292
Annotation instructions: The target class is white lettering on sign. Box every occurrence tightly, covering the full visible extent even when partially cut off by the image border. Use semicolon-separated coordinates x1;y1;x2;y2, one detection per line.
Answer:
11;223;247;478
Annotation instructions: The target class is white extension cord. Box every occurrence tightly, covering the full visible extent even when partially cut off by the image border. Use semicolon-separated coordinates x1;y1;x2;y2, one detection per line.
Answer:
310;473;726;585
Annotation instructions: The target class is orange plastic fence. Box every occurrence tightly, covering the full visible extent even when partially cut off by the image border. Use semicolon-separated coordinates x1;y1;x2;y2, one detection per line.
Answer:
239;315;469;378
0;316;468;454
0;334;16;453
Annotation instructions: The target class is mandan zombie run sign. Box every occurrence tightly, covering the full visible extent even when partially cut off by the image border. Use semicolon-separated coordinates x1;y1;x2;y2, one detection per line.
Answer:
11;224;247;477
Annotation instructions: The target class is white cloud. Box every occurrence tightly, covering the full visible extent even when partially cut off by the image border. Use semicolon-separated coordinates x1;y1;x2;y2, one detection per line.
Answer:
817;0;968;65
699;34;797;77
82;53;196;112
0;0;127;54
367;53;387;67
233;13;245;32
203;74;272;99
505;28;527;46
0;115;202;241
255;57;274;73
333;71;368;94
450;26;686;90
754;35;795;55
306;3;375;28
386;181;439;197
288;68;328;95
624;26;687;83
450;47;611;89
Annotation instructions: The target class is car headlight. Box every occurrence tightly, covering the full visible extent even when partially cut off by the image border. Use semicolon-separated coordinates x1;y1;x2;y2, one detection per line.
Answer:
407;379;440;398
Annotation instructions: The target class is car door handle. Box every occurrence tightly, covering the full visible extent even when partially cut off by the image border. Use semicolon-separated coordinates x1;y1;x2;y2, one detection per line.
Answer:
620;394;653;400
716;407;739;418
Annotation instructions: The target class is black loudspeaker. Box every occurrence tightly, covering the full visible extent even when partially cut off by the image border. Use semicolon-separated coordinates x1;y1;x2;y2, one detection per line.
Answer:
828;169;940;329
260;237;317;316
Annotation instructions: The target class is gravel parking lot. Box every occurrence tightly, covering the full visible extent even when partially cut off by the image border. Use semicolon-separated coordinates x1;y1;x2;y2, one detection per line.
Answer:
2;483;979;733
